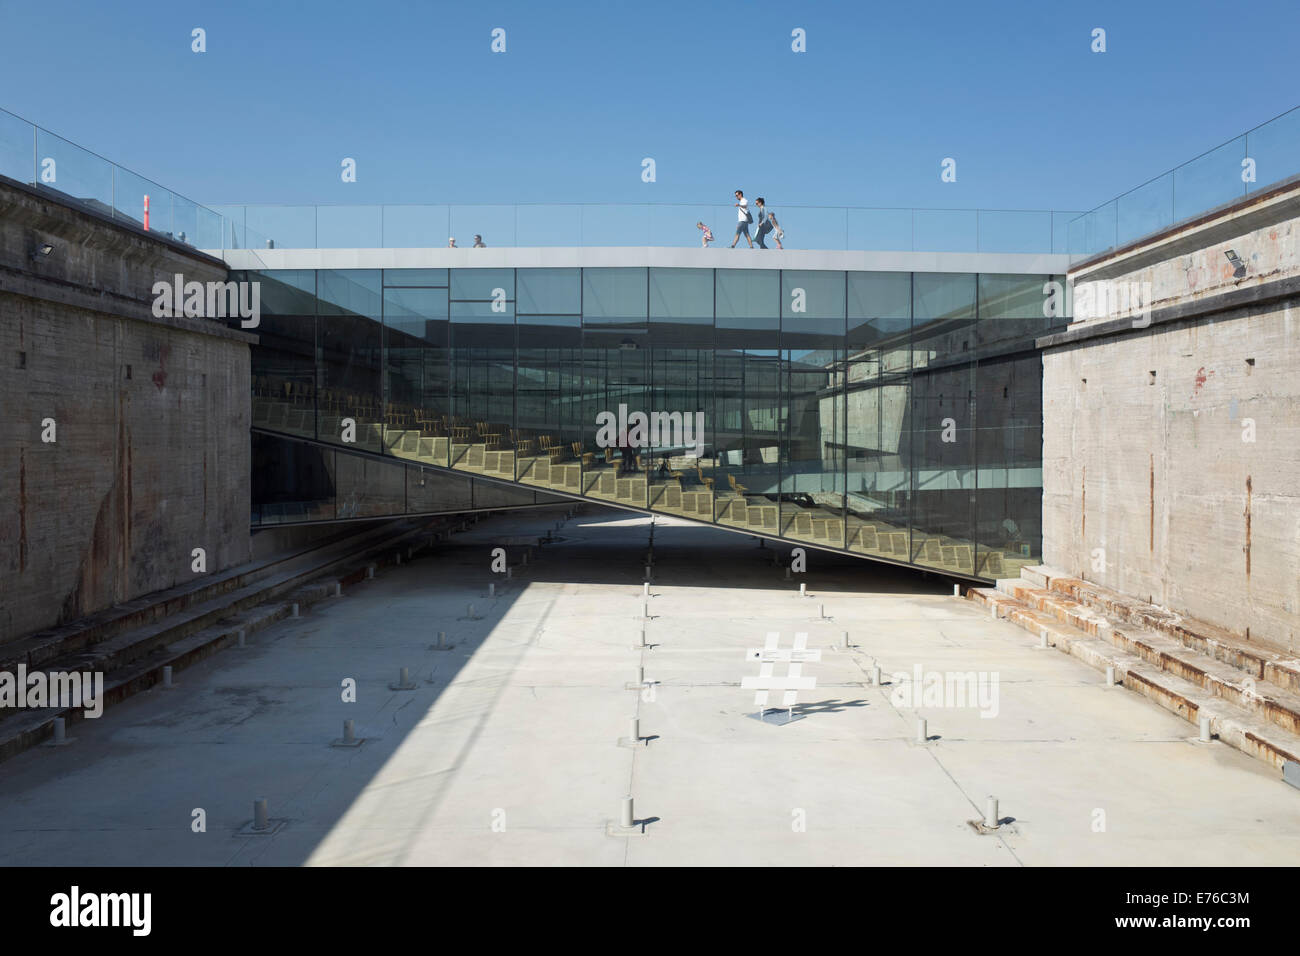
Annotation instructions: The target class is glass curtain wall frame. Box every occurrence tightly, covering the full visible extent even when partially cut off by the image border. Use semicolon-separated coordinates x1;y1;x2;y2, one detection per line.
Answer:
243;265;1060;581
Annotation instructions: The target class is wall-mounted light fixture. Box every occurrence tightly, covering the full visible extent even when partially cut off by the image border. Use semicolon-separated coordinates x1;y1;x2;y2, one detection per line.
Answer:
1225;249;1246;278
29;242;54;261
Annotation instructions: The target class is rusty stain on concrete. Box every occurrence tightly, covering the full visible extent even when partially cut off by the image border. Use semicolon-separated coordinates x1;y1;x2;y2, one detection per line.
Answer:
1245;475;1252;579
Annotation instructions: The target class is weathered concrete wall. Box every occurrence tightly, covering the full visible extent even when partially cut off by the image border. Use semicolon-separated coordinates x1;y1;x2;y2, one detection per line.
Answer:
1042;180;1300;647
0;176;255;642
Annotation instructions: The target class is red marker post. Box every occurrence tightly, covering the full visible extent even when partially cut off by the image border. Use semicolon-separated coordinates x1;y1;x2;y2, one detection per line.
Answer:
143;194;150;231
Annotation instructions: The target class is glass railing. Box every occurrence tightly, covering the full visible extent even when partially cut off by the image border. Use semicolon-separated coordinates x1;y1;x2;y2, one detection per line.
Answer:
0;106;225;250
1068;104;1300;262
209;203;1082;254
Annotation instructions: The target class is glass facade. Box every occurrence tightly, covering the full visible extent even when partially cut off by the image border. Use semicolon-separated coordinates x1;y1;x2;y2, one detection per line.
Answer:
240;266;1067;579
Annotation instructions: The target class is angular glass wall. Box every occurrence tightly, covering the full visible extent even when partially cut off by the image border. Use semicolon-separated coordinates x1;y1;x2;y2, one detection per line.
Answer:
241;266;1066;579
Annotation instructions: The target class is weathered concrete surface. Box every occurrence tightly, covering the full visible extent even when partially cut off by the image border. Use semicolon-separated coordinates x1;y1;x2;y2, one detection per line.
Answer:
0;176;255;642
0;508;1295;866
1042;181;1300;649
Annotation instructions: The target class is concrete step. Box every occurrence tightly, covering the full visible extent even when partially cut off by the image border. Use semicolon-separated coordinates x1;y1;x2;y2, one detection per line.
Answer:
998;580;1300;738
1020;566;1300;695
967;587;1300;772
0;514;476;762
0;519;425;674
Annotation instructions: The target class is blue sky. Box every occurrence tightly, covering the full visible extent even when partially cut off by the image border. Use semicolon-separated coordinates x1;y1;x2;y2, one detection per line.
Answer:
1;0;1297;213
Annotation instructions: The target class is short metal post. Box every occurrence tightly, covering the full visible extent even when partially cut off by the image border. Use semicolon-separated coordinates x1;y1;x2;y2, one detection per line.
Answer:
400;666;410;687
629;717;640;743
636;666;645;686
785;567;792;580
620;796;634;828
52;717;66;745
800;582;807;597
1105;665;1115;686
237;629;246;647
984;796;999;829
489;582;496;597
1199;714;1211;742
367;565;375;579
163;665;173;688
843;631;850;649
872;664;882;686
254;797;269;831
343;719;356;744
916;717;927;743
437;631;447;649
953;584;960;597
291;603;300;617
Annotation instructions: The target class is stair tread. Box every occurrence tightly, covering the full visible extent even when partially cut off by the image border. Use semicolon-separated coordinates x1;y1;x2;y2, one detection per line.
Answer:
972;587;1300;766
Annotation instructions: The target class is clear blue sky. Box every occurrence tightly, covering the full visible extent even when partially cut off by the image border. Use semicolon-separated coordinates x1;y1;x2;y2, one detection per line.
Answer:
1;0;1297;212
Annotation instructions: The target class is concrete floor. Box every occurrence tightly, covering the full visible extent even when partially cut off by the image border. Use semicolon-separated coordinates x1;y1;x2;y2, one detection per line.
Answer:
2;506;1297;866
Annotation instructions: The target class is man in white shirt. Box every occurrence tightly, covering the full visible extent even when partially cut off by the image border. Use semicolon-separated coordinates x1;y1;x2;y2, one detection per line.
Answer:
731;190;753;248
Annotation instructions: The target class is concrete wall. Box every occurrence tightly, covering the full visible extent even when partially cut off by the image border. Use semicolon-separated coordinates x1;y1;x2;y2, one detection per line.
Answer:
1041;181;1300;647
0;176;256;642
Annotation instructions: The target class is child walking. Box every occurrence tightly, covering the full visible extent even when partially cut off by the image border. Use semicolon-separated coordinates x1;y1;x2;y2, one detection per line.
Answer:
697;221;714;247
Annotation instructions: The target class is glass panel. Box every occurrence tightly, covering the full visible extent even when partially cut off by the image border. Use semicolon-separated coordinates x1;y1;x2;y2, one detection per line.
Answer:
913;209;977;252
1116;176;1173;246
34;129;112;212
381;205;450;248
914;272;976;320
318;205;382;248
245;205;315;249
910;292;977;571
1245;106;1300;195
847;208;912;252
518;267;580;314
977;209;1053;254
317;270;383;453
247;270;318;444
1172;137;1246;223
516;205;582;246
383;268;448;287
251;433;336;525
0;109;33;182
449;271;514;476
977;273;1060;349
384;287;449;467
649;267;714;320
448;205;515;247
975;353;1043;577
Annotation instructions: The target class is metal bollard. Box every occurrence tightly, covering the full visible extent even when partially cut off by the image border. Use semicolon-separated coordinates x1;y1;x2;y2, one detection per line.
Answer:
254;797;269;831
643;582;649;596
489;582;496;597
620;796;634;828
1105;665;1115;686
984;796;999;829
1039;631;1048;648
291;603;300;617
953;584;960;597
643;601;650;619
800;582;807;598
1199;715;1211;742
367;565;375;579
334;582;342;597
843;631;850;649
237;629;246;648
636;666;645;686
343;719;356;744
629;717;640;743
916;717;927;743
872;664;882;686
785;567;792;580
52;717;66;745
468;604;476;618
163;665;173;688
399;667;410;687
819;603;825;619
437;631;447;649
